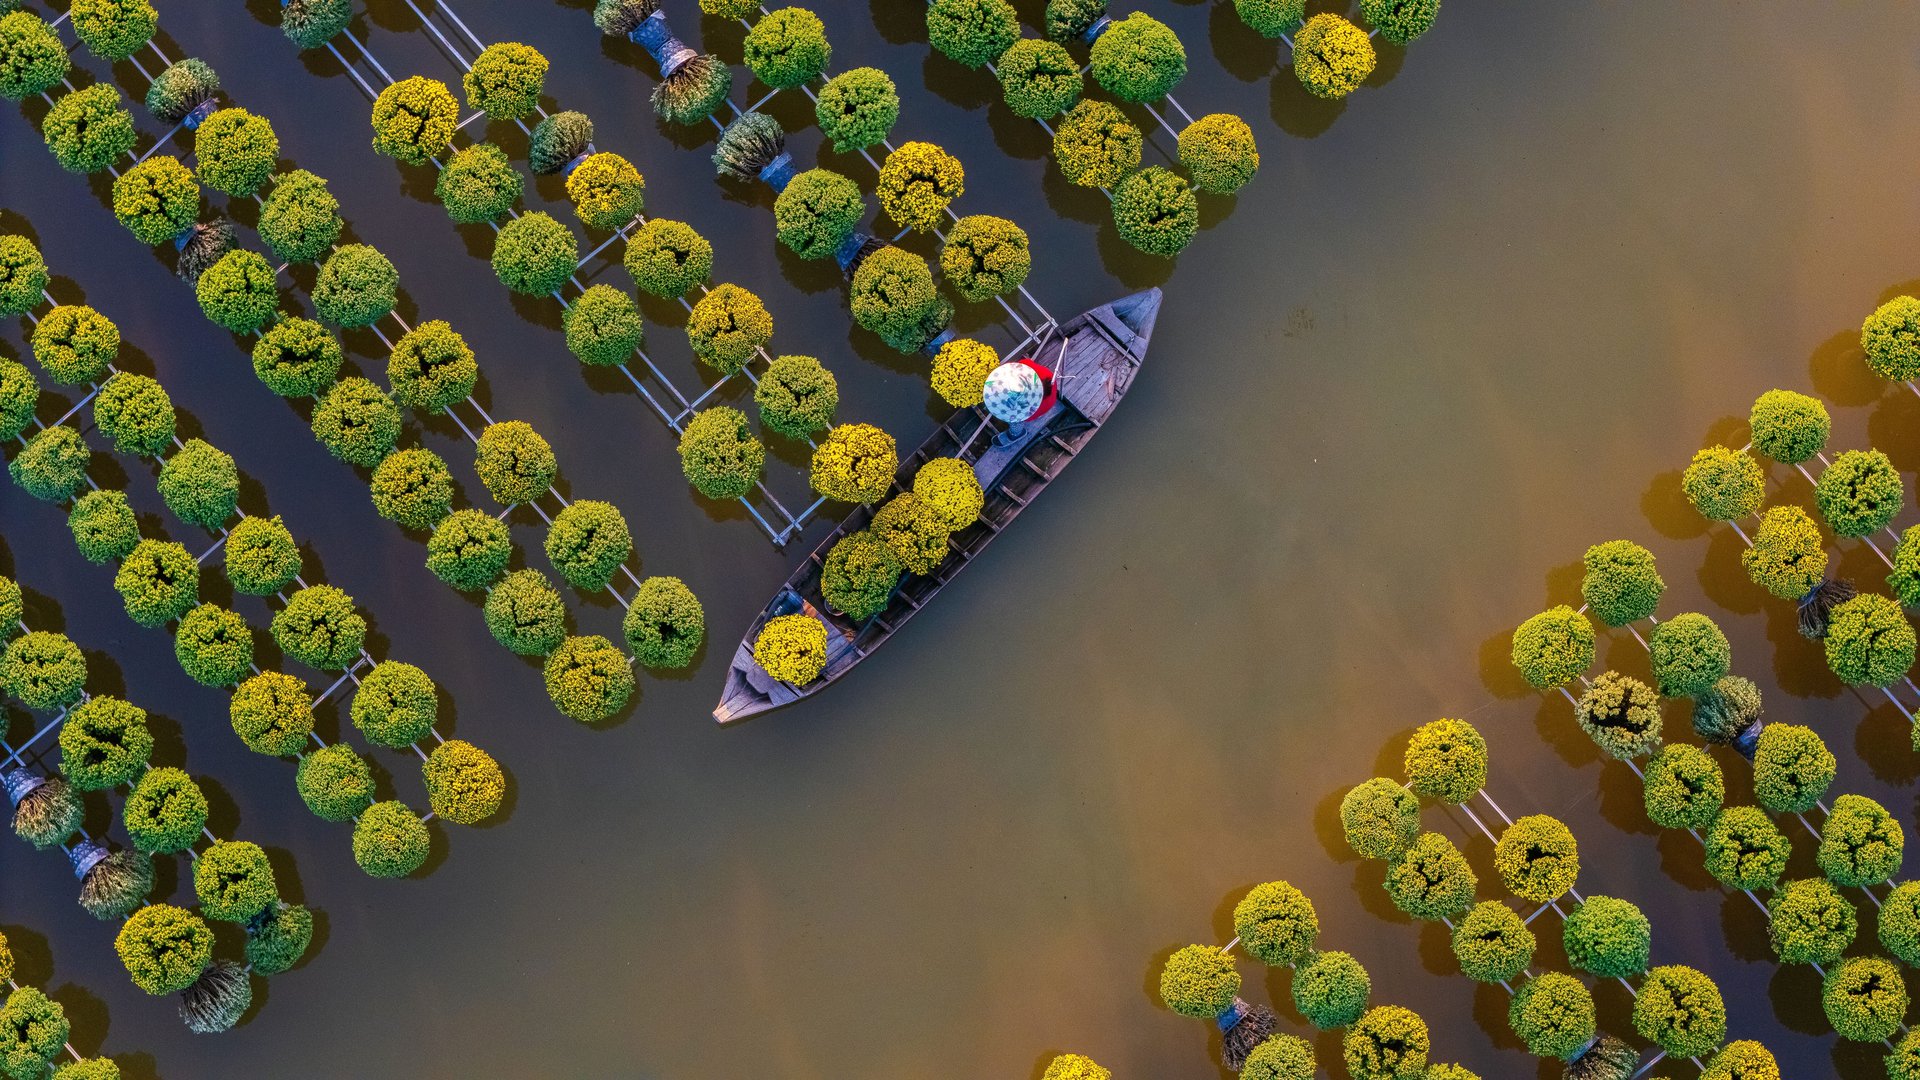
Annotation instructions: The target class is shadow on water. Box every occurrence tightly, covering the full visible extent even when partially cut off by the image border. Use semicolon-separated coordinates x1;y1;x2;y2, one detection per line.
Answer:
1808;329;1883;409
1270;72;1346;140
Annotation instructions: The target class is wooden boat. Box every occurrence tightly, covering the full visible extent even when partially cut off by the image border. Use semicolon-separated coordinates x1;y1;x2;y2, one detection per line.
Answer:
712;288;1161;723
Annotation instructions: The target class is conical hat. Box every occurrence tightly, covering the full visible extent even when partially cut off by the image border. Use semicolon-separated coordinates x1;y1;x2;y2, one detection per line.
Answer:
982;362;1044;423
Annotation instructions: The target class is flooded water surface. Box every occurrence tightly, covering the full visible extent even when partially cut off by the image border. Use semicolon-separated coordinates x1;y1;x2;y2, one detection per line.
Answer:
6;1;1920;1077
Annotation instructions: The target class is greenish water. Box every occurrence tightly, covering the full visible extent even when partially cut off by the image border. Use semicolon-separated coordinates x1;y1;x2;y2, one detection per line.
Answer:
5;1;1920;1077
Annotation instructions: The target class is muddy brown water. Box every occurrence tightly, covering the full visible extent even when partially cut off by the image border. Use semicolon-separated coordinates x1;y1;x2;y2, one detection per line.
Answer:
5;1;1920;1077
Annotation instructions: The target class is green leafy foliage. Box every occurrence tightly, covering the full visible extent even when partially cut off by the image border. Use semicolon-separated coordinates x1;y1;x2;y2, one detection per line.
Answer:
67;489;138;564
244;901;313;976
1823;956;1907;1043
114;904;212;994
1681;445;1763;522
1562;895;1650;979
1648;612;1730;697
1741;506;1826;600
774;168;863;260
251;316;341;397
678;406;765;500
425;509;511;592
1339;777;1418;860
926;0;1018;67
111;156;200;246
1819;793;1904;887
224;514;301;596
1233;0;1305;38
1494;814;1578;902
940;215;1030;302
1509;605;1594;689
1402;717;1486;803
158;438;239;527
271;584;366;670
545;499;632;592
370;76;458;165
58;694;152;790
820;531;902;621
9;425;90;503
1294;13;1375;99
686;283;773;375
1292;950;1369;1028
463;41;547;119
623;577;704;670
173;603;253;688
145;57;221;126
623;218;712;298
913;457;983;531
1342;1005;1428;1080
311;376;401;467
1883;881;1920;966
42;83;136;174
1;632;86;712
31;304;118;384
350;660;437;749
755;354;837;439
1453;900;1536;981
1089;12;1185;102
93;371;175;456
312;244;398;329
850;246;951;352
998;38;1081;119
193;108;279;196
1157;944;1238;1019
0;12;70;101
528;109;592;175
484;570;568;656
1112;167;1199;257
387;319;476;413
1749;389;1829;464
1360;0;1440;44
436;143;523;224
543;634;634;722
0;235;49;318
229;671;314;756
123;766;207;855
71;0;154;60
258;169;342;263
1750;723;1834;814
563;284;642;366
1862;296;1920;381
1825;593;1915;687
744;7;830;88
195;249;279;334
1383;832;1475;921
1574;670;1662;759
1633;965;1726;1059
295;743;374;821
492;211;578;296
352;800;429;878
421;739;504;824
1040;1053;1112;1080
1766;877;1856;966
1178;112;1259;194
1703;805;1789;891
369;447;453;531
0;359;34;443
193;839;277;921
473;421;556;506
113;539;198;627
814;67;898;152
877;142;965;234
1580;539;1664;626
871;493;950;575
1692;674;1763;745
0;985;68;1078
1816;449;1904;538
1508;971;1595;1060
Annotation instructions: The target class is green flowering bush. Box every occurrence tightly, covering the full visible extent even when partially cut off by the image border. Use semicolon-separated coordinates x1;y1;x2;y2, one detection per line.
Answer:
815;67;898;152
351;660;438;749
1509;605;1594;689
115;904;212;995
1741;505;1826;600
193;108;278;196
42;83;136;174
1233;0;1305;38
271;584;365;670
1580;539;1664;625
1883;881;1920;966
258;169;341;263
878;142;965;234
421;739;504;824
1823;956;1907;1043
93;371;174;456
1383;832;1475;921
913;457;983;531
1402;717;1486;803
1817;449;1904;538
812;423;899;504
10;425;90;503
931;337;999;408
624;218;712;298
484;570;568;656
850;246;952;353
1494;814;1578;902
871;493;950;575
1112;167;1199;257
753;614;827;684
229;671;313;755
425;510;512;593
251;316;341;397
1893;525;1920;607
1649;612;1730;697
686;284;773;375
1294;13;1375;99
1703;806;1789;891
224;514;302;595
1633;965;1726;1059
1681;445;1764;522
1178;113;1259;195
0;235;48;318
1863;296;1920;381
1693;674;1763;746
195;249;279;334
940;215;1030;302
1339;776;1419;860
563;284;642;367
774;168;863;260
295;742;374;821
0;359;34;442
1342;1006;1428;1080
1089;13;1185;103
622;576;705;669
998;38;1081;119
114;539;198;627
1;631;86;711
353;800;430;878
1292;950;1369;1027
158;438;239;528
245;901;313;975
173;603;253;688
1360;0;1440;44
72;0;154;60
1157;944;1237;1018
926;0;1018;68
1044;0;1105;41
370;76;458;165
1508;971;1595;1060
744;7;830;89
1767;877;1856;966
369;447;454;531
436;143;523;224
1750;723;1834;814
464;41;547;119
0;12;69;101
1890;1032;1920;1080
32;304;119;384
493;211;578;296
545;499;632;592
312;244;398;329
193;839;277;922
821;531;902;621
1227;880;1318;966
1749;388;1829;464
565;152;645;231
1574;670;1662;759
387;319;476;414
123;766;207;854
475;420;557;505
1819;793;1904;887
543;634;635;722
111;156;200;246
750;354;837;441
1563;895;1650;979
1040;1053;1112;1080
58;694;152;790
1825;593;1916;687
68;489;138;564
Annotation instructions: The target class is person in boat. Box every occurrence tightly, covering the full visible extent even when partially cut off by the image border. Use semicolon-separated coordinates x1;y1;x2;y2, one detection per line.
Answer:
982;357;1058;443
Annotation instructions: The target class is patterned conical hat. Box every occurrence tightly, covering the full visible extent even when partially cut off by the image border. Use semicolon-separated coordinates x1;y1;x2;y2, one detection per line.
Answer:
982;362;1044;423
